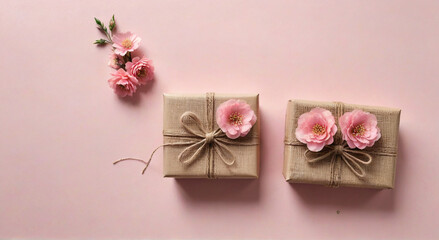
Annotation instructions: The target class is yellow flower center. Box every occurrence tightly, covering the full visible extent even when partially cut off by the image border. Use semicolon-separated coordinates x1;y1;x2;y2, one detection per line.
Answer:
229;112;243;126
137;69;146;77
352;124;366;136
312;124;325;135
117;84;126;90
122;39;133;48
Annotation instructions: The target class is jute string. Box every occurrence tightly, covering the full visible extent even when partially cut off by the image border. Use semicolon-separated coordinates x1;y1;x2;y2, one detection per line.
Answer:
285;102;397;187
114;92;259;178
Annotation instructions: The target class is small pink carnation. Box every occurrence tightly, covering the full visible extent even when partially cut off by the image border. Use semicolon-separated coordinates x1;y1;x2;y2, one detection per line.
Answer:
339;109;381;149
125;57;154;85
216;99;257;139
112;32;141;56
108;69;139;97
295;107;337;152
108;53;124;69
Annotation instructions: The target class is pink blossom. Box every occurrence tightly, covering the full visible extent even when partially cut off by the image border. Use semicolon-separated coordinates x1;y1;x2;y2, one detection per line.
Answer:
216;99;257;139
339;110;381;149
108;53;123;69
295;108;337;152
125;57;154;85
112;32;141;56
108;69;139;97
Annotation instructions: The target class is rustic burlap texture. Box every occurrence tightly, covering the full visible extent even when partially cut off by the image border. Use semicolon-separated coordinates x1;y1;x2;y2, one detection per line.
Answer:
163;93;260;178
283;99;401;189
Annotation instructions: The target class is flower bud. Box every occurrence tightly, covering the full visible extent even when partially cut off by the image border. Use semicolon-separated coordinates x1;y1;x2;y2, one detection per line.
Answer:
109;15;116;31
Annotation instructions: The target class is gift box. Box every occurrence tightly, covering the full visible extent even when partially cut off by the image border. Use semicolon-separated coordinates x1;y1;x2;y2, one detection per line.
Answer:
283;99;401;189
163;93;260;178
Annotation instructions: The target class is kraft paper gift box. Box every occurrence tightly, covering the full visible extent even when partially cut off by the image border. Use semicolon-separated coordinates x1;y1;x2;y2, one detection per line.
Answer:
163;93;260;178
283;99;401;189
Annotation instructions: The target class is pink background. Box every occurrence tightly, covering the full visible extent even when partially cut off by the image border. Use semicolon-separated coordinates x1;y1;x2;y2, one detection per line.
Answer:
1;0;439;239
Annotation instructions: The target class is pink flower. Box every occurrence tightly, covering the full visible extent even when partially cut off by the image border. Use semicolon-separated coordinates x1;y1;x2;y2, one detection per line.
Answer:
216;99;257;139
339;110;381;149
108;69;139;97
112;32;141;56
125;57;154;84
108;53;124;69
295;108;337;152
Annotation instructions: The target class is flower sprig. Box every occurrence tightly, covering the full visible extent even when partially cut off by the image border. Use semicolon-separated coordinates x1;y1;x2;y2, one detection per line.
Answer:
93;15;154;97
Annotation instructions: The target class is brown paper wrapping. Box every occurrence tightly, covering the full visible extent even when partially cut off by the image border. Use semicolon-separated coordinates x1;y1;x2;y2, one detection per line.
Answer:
163;93;260;179
283;99;401;189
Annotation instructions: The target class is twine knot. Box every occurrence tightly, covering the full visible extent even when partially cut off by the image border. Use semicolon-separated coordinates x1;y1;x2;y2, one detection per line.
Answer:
205;132;215;144
334;145;344;155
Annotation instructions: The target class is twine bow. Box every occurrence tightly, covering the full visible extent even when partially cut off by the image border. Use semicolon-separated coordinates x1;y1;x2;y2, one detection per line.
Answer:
304;143;372;179
285;140;377;187
114;92;258;178
168;111;242;166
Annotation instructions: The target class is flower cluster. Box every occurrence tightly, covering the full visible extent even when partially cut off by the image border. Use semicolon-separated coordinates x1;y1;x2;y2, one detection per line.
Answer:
295;108;380;151
94;15;154;97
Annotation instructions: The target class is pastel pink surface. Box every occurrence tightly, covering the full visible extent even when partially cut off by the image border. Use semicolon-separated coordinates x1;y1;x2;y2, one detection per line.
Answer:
1;1;438;239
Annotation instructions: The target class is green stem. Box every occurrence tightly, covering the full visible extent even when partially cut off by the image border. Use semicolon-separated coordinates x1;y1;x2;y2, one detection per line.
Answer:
105;31;112;43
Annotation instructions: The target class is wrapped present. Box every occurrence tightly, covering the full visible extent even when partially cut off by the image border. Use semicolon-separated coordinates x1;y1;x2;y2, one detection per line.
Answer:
162;93;260;178
283;99;401;189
